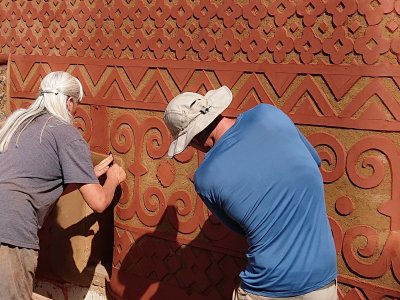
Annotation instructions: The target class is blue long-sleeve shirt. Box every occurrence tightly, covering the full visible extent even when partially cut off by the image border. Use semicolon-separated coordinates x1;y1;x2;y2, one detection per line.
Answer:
195;104;337;297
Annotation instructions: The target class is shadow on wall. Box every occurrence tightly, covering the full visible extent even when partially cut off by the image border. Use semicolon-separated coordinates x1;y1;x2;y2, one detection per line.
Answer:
36;174;122;296
110;205;246;300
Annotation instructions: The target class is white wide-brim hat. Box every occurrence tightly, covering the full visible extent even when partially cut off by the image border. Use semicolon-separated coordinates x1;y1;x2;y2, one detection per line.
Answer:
163;86;232;157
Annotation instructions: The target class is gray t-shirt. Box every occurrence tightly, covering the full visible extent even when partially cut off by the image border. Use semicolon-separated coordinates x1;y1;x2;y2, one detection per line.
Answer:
0;113;98;249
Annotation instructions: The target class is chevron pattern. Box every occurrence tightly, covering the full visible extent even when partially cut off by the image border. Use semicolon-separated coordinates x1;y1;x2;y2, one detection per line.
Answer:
9;56;400;131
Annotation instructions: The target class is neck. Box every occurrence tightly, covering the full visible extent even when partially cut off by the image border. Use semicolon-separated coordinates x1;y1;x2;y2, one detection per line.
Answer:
208;117;236;145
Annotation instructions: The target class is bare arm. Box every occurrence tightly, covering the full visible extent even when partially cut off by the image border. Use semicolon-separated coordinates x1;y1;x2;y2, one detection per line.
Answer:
79;163;126;213
62;154;126;213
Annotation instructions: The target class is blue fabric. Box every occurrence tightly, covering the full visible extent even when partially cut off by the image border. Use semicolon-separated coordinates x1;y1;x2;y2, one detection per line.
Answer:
194;104;337;297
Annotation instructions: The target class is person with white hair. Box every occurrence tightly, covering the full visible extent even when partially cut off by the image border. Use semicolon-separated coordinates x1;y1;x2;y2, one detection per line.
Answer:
163;86;338;300
0;71;126;299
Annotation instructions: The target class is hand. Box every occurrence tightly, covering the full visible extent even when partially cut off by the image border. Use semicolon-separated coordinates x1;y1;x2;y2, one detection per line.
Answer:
106;163;126;184
94;154;113;178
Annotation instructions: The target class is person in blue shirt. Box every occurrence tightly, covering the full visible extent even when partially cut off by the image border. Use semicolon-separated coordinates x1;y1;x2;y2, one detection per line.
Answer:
163;86;338;300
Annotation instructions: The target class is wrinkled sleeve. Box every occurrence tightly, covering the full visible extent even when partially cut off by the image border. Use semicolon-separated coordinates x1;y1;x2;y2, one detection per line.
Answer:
198;192;245;236
59;138;99;185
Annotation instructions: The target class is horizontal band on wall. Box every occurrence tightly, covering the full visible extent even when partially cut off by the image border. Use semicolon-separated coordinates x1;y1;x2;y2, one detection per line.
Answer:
8;54;400;132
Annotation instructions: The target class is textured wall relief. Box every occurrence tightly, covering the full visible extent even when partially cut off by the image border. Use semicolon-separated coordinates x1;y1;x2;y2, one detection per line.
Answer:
1;0;400;64
0;65;6;122
2;0;400;299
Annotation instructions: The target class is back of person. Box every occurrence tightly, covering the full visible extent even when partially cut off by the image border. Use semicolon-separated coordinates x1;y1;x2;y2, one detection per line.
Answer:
195;104;337;297
0;71;126;300
0;113;97;250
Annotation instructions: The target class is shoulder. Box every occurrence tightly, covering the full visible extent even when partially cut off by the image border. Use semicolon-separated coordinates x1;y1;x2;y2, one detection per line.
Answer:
250;104;279;114
241;104;275;119
247;104;290;122
46;117;84;143
46;116;81;136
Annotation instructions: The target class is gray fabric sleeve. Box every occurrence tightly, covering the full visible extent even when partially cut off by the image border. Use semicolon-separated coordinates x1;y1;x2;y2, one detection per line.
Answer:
59;138;99;184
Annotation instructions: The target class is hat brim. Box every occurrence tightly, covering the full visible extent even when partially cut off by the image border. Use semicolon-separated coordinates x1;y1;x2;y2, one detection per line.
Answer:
167;86;232;157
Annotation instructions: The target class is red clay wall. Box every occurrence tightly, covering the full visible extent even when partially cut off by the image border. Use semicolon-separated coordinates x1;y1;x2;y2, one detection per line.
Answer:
1;1;400;299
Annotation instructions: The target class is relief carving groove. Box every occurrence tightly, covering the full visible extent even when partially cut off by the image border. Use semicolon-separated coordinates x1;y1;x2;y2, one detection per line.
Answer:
2;0;400;298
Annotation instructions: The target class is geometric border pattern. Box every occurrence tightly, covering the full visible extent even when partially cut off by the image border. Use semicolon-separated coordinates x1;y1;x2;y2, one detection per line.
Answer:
1;1;400;65
8;55;400;132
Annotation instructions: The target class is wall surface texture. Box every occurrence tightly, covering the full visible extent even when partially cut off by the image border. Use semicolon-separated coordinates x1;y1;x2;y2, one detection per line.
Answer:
1;0;400;299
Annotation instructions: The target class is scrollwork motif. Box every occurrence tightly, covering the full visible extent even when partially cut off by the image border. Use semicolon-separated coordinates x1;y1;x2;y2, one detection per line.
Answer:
110;114;136;154
307;132;346;183
342;225;390;279
346;136;395;189
168;190;200;234
347;137;400;231
142;117;170;159
112;113;171;225
138;186;167;227
343;136;400;281
73;106;92;143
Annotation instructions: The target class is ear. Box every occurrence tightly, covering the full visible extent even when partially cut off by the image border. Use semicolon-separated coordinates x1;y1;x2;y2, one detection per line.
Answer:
66;97;75;113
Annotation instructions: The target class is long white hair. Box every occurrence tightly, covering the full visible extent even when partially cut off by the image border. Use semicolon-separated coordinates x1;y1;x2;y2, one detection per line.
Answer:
0;71;83;153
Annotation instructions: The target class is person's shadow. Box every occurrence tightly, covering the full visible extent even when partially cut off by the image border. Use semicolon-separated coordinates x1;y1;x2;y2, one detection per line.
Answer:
35;174;121;297
114;205;247;300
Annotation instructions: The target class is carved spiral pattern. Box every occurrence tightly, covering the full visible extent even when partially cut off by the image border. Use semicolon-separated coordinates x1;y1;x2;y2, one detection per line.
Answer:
73;106;92;142
137;186;167;227
343;225;388;279
307;132;346;183
346;136;392;189
168;190;198;234
110;114;137;154
142;118;170;159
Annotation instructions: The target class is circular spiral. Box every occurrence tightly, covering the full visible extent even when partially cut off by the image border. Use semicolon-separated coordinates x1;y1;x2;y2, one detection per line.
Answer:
346;136;395;189
307;132;345;183
73;106;92;142
111;114;137;154
142;117;170;159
